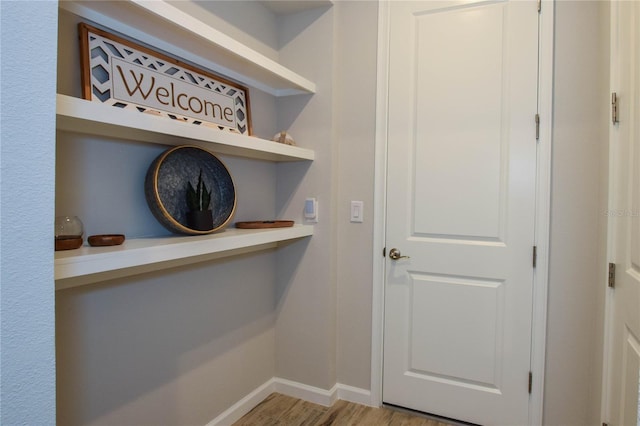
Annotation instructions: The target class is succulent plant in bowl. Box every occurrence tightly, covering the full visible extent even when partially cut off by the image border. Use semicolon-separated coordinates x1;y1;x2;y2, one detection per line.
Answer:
185;169;213;231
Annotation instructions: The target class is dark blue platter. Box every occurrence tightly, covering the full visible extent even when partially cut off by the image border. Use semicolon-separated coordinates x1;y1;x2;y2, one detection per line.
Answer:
145;145;236;235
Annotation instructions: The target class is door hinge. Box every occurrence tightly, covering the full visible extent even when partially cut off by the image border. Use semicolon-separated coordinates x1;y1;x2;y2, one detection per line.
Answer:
537;0;541;13
535;114;540;140
532;246;537;268
612;92;619;124
528;371;533;393
383;247;386;257
608;262;616;288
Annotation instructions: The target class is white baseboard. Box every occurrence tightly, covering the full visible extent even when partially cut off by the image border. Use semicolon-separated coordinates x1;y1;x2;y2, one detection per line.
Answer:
205;378;373;426
273;377;337;406
336;383;374;406
206;378;276;426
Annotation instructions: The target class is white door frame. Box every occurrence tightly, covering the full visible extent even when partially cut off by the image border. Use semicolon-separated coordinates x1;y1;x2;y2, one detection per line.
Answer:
600;0;617;419
370;1;555;424
601;0;634;422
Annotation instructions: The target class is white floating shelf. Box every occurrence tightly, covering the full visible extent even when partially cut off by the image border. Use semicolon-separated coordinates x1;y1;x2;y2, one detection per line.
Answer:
262;0;333;15
55;225;314;290
57;95;315;162
60;0;316;96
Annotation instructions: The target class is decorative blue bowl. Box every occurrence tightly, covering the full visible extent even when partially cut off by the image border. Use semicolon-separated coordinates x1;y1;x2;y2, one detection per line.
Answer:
145;145;236;235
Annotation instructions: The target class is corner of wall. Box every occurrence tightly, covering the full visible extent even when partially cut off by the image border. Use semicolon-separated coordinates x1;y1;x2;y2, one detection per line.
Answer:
0;2;58;424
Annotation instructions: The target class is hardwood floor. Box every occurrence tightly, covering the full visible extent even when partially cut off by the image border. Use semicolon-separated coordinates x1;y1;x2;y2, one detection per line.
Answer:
233;393;454;426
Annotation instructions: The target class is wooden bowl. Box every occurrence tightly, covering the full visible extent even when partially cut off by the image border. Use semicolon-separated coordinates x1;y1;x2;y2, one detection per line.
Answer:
235;220;294;229
88;234;126;247
55;236;83;251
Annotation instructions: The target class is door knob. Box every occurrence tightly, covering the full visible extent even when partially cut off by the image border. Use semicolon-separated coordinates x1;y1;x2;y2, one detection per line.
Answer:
389;248;410;260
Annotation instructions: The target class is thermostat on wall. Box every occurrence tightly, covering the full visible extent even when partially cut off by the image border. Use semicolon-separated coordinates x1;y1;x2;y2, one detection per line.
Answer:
304;198;318;222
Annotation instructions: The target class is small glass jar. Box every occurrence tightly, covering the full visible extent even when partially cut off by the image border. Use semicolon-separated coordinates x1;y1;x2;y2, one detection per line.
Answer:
54;216;84;250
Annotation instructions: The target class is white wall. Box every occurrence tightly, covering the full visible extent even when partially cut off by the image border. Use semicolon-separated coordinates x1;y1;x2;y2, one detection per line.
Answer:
334;1;378;391
544;1;610;424
55;4;284;425
0;1;58;424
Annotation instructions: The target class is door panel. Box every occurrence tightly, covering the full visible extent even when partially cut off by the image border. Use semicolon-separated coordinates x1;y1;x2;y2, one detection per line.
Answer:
621;330;640;426
607;1;640;425
409;274;505;387
383;1;538;425
413;2;507;240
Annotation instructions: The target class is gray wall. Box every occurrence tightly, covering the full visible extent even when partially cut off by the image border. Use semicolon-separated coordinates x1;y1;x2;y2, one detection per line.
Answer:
55;4;284;425
55;2;378;420
544;1;610;424
0;2;58;425
272;1;379;392
274;5;338;390
335;1;378;391
56;254;277;425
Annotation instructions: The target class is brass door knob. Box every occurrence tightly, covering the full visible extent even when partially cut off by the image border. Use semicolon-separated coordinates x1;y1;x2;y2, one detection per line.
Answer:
389;248;410;260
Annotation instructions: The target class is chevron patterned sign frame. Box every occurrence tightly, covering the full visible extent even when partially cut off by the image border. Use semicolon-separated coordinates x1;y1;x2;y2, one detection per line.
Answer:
79;23;252;135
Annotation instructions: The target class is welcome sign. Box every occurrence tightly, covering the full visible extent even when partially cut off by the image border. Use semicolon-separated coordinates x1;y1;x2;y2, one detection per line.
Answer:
79;23;251;135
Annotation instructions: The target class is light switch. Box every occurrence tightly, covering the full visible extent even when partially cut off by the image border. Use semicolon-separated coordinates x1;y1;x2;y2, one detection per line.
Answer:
350;201;364;223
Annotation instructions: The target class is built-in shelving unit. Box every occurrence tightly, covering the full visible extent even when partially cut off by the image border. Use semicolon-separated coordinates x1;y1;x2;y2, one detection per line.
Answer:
55;0;319;290
56;95;315;162
55;226;314;290
59;0;324;96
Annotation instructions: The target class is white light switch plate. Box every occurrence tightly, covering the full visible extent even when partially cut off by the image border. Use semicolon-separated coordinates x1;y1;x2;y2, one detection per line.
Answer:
350;201;364;223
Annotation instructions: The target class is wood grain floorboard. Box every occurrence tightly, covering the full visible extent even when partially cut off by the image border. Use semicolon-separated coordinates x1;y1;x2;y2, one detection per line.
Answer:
233;393;453;426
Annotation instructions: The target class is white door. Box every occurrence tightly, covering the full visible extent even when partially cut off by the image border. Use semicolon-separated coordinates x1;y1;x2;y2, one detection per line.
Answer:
605;1;640;425
382;1;539;425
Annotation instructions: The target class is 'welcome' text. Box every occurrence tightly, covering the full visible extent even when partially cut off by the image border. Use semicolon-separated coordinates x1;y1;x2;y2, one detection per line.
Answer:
111;57;236;128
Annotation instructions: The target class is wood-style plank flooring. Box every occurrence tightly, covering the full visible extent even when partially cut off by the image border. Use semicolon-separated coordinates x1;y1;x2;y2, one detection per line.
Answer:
233;393;454;426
